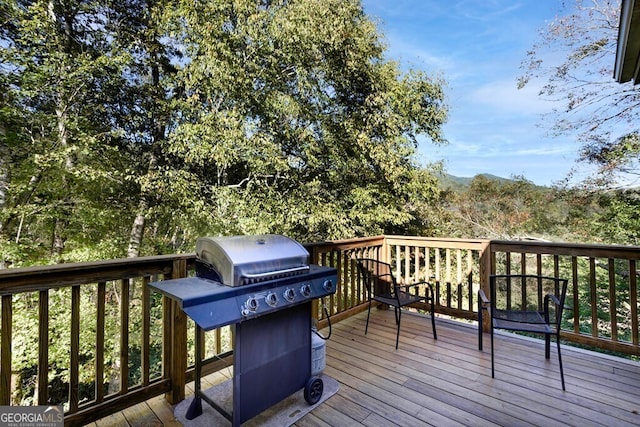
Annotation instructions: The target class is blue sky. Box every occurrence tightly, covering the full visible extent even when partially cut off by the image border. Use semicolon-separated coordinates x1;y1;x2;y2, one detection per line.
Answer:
361;0;586;186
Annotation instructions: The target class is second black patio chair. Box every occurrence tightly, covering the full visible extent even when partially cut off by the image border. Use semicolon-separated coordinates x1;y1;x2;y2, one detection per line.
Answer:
478;274;569;390
356;258;437;349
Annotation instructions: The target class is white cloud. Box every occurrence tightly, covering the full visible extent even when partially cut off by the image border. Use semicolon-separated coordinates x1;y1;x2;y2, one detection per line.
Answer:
467;79;558;115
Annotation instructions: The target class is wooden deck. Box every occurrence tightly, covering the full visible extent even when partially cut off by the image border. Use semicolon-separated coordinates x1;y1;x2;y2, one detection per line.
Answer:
90;309;640;426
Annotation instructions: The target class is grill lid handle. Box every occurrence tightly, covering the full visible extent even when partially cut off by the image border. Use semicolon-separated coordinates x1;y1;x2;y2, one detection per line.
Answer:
241;265;310;281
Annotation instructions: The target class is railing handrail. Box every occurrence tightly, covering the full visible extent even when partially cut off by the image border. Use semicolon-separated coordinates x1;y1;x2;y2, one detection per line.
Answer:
490;239;640;259
0;253;195;294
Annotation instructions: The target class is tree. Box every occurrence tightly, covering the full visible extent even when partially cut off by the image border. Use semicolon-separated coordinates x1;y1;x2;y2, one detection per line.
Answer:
591;189;640;245
155;0;447;242
0;0;136;265
446;175;561;240
518;0;640;186
1;0;447;261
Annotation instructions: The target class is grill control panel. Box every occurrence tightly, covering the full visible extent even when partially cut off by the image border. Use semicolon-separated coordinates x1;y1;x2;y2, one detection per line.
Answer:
150;265;337;331
238;272;336;320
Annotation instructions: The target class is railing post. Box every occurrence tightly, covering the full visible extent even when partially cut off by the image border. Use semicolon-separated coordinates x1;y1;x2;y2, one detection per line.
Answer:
382;236;390;264
164;259;187;404
479;241;492;333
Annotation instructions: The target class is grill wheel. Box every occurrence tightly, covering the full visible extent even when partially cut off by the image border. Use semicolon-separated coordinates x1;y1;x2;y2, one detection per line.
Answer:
304;376;324;405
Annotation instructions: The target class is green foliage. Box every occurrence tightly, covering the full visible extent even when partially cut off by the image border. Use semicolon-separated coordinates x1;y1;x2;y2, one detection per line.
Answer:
1;0;447;262
442;173;640;247
591;189;640;245
443;175;562;240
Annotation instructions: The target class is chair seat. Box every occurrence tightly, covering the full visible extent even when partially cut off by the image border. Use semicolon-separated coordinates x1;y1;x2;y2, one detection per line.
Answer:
493;309;554;333
494;309;546;323
493;318;554;334
373;291;422;307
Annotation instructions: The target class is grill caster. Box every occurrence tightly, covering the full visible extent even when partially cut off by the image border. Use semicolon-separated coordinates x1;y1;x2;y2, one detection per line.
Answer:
304;376;324;405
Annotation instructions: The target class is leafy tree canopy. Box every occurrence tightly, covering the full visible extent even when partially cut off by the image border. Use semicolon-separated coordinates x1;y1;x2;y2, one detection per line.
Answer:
519;0;640;187
0;0;447;266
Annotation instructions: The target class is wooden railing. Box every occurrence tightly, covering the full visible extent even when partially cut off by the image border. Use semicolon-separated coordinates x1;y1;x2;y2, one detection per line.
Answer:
488;240;640;356
0;235;638;425
309;236;640;357
0;255;197;425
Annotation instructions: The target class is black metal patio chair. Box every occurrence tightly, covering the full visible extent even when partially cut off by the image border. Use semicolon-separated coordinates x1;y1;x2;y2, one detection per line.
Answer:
478;274;569;390
356;258;437;349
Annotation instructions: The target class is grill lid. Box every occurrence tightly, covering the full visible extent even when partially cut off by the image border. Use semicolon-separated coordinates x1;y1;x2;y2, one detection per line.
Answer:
196;234;309;286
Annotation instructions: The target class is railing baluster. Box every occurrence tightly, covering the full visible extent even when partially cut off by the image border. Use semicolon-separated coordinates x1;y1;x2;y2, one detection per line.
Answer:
467;250;474;312
352;250;361;307
338;251;345;312
395;245;401;283
425;247;431;283
537;253;543;276
96;282;106;403
120;279;129;393
435;248;441;306
142;277;150;386
415;245;420;282
404;245;410;284
589;258;598;338
522;254;529;308
445;249;451;308
609;259;618;342
456;249;462;310
37;290;48;405
70;285;80;412
572;257;580;334
630;260;638;346
1;295;12;405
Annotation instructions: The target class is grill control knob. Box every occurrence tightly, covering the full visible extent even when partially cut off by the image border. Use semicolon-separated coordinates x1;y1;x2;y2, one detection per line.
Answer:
245;297;259;313
265;292;278;307
283;288;296;302
300;284;312;298
323;280;334;292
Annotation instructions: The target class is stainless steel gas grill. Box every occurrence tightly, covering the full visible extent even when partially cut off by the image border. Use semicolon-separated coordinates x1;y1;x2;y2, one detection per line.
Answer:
149;234;337;426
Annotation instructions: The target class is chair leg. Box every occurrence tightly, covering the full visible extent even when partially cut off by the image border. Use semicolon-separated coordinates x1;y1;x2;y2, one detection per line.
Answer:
490;323;495;378
395;309;401;349
430;297;437;340
557;336;566;391
478;298;483;351
545;334;551;359
365;300;372;335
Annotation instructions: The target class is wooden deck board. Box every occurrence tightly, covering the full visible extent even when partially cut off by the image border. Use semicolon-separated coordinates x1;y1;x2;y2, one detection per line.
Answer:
91;309;640;426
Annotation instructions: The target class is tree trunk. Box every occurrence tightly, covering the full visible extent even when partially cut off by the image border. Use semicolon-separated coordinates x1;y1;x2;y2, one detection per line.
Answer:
0;140;8;216
127;199;147;258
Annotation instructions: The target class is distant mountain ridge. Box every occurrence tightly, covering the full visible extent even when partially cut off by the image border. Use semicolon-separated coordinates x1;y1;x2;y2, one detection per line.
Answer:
437;173;515;190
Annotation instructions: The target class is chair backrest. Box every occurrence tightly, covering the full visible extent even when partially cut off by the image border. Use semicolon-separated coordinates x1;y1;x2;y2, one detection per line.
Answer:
490;275;569;328
356;258;397;298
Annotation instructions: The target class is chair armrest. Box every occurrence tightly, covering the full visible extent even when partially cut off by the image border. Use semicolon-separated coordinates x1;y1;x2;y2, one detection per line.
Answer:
544;293;570;324
546;294;561;306
402;281;435;299
545;295;572;311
